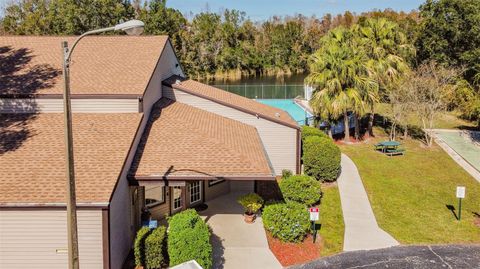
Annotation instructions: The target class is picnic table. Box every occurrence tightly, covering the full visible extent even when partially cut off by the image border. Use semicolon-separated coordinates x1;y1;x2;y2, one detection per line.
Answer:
374;141;405;156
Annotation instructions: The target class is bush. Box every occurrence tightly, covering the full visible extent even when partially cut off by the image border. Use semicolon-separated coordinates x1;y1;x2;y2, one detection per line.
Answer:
145;226;166;269
237;193;264;214
262;202;310;242
281;169;293;179
168;209;212;269
303;136;341;182
301;126;329;141
134;226;151;267
279;175;321;206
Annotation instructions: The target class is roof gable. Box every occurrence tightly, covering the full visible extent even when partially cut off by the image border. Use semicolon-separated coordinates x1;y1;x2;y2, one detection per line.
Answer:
0;36;168;96
163;76;300;129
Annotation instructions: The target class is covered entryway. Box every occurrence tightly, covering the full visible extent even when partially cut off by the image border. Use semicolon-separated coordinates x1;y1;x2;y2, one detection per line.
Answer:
198;192;281;269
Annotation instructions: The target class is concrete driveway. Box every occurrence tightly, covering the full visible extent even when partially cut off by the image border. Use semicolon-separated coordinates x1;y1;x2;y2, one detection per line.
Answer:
199;192;282;269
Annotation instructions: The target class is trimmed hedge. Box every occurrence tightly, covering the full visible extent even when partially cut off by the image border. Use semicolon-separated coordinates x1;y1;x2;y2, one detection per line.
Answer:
145;226;167;269
303;136;341;182
262;202;310;242
301;126;329;141
279;175;321;206
281;169;293;179
134;226;151;267
168;209;212;269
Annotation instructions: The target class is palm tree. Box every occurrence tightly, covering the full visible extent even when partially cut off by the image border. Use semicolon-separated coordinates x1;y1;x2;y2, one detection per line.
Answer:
306;28;374;142
354;18;413;137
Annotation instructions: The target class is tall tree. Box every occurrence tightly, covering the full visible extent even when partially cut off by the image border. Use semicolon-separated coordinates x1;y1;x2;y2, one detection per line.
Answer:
306;28;375;142
416;0;480;84
354;18;413;137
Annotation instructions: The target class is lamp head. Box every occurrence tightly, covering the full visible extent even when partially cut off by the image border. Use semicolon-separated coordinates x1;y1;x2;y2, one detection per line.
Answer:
114;20;144;36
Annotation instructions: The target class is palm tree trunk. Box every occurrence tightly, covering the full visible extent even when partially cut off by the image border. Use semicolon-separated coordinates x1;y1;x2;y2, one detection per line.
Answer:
328;124;333;138
354;113;360;140
368;104;375;137
344;111;350;142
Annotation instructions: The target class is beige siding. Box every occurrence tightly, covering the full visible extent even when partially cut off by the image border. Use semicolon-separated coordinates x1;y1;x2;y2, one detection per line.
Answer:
204;181;230;201
0;98;139;113
142;42;184;114
149;202;170;220
163;87;297;175
0;209;103;269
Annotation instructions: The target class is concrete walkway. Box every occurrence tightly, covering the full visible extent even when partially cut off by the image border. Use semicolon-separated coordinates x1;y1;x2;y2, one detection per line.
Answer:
199;192;282;269
338;154;399;251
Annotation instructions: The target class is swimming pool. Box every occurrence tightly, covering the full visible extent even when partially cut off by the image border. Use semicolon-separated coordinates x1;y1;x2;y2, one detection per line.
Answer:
256;99;312;125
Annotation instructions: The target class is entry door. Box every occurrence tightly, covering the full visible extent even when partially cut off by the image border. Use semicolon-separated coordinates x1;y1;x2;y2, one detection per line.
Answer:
171;187;183;213
188;181;202;205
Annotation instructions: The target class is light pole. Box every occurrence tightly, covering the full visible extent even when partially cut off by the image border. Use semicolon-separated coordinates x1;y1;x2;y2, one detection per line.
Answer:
62;19;144;269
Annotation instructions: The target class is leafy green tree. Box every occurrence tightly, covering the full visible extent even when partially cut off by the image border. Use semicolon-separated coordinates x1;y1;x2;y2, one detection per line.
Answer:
306;27;375;142
354;18;413;137
416;0;480;84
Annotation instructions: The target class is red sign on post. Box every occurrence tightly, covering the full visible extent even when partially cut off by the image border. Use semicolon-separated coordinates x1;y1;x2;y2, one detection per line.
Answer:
309;207;319;221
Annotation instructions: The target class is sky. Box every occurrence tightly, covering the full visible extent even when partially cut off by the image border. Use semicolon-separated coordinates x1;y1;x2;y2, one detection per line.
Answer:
0;0;424;19
166;0;425;21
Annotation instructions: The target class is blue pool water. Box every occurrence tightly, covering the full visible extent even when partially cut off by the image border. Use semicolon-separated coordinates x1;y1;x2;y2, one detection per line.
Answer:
256;99;312;125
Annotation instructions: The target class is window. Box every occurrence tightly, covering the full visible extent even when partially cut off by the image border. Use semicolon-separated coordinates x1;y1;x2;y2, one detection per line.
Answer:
189;182;201;204
208;179;225;187
145;185;165;208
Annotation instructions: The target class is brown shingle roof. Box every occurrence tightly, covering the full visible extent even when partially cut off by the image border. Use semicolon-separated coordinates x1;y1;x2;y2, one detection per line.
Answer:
0;36;168;96
163;76;299;129
131;99;274;180
0;112;143;205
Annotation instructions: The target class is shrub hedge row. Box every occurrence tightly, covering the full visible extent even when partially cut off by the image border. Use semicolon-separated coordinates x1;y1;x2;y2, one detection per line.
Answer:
303;136;341;182
279;175;321;206
168;209;212;269
134;226;151;267
301;125;329;141
145;226;166;269
262;202;310;242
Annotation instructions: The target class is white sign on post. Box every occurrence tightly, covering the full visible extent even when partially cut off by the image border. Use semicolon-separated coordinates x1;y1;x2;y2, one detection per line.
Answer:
456;186;466;199
309;208;319;221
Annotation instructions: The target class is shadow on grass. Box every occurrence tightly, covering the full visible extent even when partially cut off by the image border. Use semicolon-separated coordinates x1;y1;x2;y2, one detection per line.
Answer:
446;204;459;220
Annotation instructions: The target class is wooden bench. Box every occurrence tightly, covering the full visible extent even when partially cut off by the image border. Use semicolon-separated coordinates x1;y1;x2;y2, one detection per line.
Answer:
385;148;405;156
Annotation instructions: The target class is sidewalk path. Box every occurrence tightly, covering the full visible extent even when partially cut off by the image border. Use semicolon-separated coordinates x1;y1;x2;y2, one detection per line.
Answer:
199;192;282;269
338;154;399;251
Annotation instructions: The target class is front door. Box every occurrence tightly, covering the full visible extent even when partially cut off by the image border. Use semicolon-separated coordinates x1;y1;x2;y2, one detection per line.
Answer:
188;181;202;205
171;186;183;213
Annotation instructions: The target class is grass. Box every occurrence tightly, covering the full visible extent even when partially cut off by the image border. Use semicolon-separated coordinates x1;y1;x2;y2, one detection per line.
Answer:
375;103;477;130
318;184;344;256
339;130;480;244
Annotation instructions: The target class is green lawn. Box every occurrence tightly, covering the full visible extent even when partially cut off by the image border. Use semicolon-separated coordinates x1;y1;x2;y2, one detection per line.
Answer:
375;103;477;129
319;184;344;256
339;133;480;244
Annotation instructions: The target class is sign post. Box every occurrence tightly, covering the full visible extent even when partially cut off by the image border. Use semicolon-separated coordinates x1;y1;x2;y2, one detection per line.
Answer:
309;208;319;243
456;186;466;221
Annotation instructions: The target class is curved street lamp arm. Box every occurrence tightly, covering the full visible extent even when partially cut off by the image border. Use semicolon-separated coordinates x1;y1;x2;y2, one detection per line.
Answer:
65;26;115;62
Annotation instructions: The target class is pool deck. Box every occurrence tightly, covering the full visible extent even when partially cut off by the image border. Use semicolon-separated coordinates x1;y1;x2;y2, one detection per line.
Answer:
431;129;480;183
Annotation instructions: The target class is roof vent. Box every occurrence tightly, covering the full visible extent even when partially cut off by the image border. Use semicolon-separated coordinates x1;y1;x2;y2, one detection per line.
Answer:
275;112;280;118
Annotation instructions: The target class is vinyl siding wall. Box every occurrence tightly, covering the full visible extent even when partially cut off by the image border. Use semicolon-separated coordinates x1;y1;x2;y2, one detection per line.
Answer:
163;87;297;175
0;209;103;269
204;181;230;201
0;98;140;113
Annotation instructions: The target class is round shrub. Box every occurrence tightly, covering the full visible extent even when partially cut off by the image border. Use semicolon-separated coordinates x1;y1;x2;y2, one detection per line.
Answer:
302;125;329;141
279;175;321;206
262;202;310;242
168;209;212;269
303;136;341;182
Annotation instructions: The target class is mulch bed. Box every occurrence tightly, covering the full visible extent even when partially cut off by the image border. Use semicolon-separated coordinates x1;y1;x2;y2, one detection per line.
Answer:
266;232;322;267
